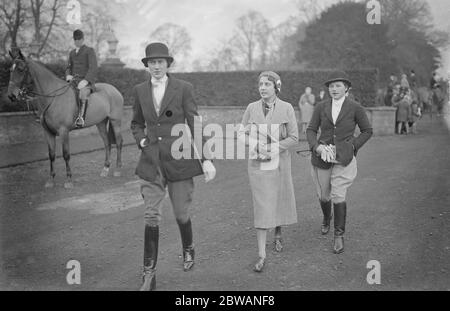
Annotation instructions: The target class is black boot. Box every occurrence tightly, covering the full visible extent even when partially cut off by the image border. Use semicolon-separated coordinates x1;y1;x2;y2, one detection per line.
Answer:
320;200;332;235
177;219;195;271
333;202;347;254
140;225;158;291
75;99;87;128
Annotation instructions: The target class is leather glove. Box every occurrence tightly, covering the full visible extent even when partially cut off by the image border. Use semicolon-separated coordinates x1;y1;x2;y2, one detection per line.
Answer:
202;160;216;183
139;138;148;148
77;79;88;90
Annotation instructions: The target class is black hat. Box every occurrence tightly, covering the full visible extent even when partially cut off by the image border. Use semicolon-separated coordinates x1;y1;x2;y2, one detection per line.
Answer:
141;42;174;67
324;70;352;88
73;29;84;40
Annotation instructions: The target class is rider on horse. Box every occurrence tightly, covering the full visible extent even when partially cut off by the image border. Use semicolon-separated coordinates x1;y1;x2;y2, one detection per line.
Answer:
65;29;98;128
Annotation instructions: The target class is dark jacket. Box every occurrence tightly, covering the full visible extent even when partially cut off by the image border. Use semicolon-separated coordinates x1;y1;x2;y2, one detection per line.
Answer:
131;75;206;182
306;97;373;169
65;45;98;84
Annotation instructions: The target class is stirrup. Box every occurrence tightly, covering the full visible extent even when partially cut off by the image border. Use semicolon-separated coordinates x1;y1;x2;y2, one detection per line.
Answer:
75;116;85;128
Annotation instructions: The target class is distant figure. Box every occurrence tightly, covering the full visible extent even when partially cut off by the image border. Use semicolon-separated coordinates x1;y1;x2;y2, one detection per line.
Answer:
409;100;421;134
400;74;410;95
409;70;417;90
385;74;398;106
318;88;327;101
430;72;439;89
298;87;315;134
394;91;412;135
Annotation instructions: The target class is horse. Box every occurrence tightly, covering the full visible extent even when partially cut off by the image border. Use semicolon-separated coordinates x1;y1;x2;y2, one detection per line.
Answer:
7;49;124;189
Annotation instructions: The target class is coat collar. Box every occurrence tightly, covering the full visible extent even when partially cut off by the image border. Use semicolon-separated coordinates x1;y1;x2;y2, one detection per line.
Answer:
75;45;86;55
147;74;178;118
158;74;178;116
324;97;352;125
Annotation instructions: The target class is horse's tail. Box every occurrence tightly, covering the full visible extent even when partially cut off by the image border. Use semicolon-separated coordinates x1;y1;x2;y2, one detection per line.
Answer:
106;118;117;145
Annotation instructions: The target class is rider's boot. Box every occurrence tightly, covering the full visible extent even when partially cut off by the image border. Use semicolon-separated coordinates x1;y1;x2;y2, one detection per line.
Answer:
75;99;87;128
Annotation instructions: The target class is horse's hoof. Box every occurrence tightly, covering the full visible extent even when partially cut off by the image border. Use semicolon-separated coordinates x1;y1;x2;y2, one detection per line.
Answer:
100;167;110;177
113;171;121;177
64;182;74;189
45;181;54;188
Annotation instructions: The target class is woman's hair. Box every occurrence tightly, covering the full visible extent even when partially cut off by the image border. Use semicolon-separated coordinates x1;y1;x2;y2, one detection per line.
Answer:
258;71;282;94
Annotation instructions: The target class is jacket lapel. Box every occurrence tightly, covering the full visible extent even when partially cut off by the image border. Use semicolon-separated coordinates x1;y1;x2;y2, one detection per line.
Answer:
324;99;333;124
158;76;178;117
335;98;351;125
144;80;158;120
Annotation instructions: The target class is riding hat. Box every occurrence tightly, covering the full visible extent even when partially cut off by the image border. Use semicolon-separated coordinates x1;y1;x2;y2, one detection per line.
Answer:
324;70;352;88
141;42;174;67
73;29;84;40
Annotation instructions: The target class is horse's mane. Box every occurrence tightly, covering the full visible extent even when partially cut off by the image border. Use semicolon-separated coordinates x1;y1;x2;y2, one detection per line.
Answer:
28;59;66;85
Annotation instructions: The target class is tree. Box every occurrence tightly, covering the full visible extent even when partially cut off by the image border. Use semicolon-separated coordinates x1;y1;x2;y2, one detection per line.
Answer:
230;10;270;70
144;22;192;61
295;0;326;23
28;0;68;60
80;0;118;62
297;2;397;79
206;40;241;72
379;0;449;84
0;0;27;55
268;17;302;70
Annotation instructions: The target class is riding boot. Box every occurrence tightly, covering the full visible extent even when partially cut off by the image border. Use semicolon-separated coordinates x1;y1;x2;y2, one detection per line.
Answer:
320;200;332;235
333;202;347;254
140;225;158;291
75;99;87;128
177;219;195;271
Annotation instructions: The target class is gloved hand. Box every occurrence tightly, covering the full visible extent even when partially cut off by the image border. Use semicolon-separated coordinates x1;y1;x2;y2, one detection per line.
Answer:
77;79;88;90
317;144;336;163
140;138;148;148
66;75;74;82
202;160;216;183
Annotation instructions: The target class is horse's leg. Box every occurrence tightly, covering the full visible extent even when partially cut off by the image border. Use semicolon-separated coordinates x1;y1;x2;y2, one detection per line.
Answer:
60;128;73;189
44;129;56;188
96;120;111;177
109;119;123;177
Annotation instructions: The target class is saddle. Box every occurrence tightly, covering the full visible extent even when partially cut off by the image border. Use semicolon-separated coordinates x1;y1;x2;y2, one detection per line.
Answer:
70;77;96;104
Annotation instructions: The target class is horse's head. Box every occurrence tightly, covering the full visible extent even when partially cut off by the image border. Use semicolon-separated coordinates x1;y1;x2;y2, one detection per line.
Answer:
7;49;33;102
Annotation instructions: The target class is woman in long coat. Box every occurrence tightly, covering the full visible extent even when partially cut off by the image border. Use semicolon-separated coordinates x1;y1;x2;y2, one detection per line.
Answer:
298;87;316;134
238;71;298;272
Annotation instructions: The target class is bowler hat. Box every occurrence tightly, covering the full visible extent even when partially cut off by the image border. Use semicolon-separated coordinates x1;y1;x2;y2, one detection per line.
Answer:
324;70;352;88
141;42;174;67
73;29;84;40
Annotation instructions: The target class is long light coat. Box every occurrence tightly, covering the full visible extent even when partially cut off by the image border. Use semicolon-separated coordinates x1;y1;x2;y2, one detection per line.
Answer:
238;98;299;229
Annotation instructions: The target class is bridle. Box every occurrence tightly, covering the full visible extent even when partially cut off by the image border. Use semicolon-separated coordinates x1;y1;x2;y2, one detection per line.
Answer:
10;58;75;120
10;58;73;101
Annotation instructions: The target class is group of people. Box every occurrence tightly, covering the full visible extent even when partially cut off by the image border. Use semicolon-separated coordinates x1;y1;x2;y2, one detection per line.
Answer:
387;72;422;134
65;30;373;291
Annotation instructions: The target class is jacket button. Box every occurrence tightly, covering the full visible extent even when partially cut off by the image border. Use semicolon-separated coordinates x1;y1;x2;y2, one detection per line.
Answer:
158;137;162;141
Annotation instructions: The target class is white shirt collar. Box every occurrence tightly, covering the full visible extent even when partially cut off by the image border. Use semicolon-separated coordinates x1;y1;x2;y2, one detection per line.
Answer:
332;96;346;107
151;74;168;85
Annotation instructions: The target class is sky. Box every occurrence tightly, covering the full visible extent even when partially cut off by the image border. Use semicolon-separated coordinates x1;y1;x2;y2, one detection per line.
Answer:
105;0;450;72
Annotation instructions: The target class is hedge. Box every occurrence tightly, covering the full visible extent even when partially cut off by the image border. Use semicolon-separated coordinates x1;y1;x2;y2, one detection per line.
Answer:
0;61;378;112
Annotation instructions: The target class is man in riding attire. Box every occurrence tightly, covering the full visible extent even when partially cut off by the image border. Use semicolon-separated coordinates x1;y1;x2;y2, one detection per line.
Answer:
65;29;98;128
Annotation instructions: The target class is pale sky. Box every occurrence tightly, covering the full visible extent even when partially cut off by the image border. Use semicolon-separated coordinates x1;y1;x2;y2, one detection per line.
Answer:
106;0;450;72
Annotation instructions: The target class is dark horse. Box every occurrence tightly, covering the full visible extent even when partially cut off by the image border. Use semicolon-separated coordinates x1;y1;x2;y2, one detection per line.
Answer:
7;49;124;188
